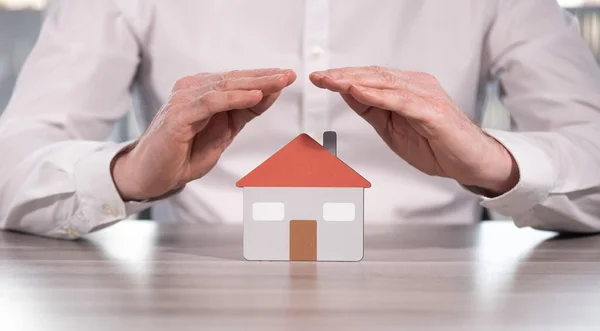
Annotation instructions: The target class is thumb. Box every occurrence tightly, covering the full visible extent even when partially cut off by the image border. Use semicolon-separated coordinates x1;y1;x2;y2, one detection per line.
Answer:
340;93;388;132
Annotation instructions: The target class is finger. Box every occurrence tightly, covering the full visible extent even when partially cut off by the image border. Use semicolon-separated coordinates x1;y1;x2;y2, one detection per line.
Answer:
312;66;408;84
231;91;282;129
310;69;403;89
339;92;389;133
183;90;263;125
283;70;297;86
313;66;438;86
202;69;296;85
339;92;368;113
316;66;407;77
348;85;427;122
249;91;281;115
309;71;327;88
206;74;291;95
314;66;387;77
174;69;295;90
310;70;376;89
319;73;432;97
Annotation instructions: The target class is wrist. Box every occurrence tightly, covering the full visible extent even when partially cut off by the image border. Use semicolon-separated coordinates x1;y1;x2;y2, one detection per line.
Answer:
467;136;520;197
111;144;144;201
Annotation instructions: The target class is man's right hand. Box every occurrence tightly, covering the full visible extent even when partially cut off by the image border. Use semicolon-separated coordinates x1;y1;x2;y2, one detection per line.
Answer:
111;68;296;201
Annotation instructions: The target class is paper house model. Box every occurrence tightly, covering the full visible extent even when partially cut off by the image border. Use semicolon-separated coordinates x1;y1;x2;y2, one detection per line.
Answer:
236;132;370;261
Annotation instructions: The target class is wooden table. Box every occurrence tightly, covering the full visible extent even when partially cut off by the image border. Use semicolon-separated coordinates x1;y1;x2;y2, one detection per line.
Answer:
1;220;600;331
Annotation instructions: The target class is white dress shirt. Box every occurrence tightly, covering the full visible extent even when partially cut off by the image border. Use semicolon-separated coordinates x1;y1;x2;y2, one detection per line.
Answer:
1;0;600;239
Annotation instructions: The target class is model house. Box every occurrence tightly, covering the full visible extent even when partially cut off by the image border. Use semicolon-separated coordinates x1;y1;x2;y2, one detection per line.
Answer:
236;132;370;261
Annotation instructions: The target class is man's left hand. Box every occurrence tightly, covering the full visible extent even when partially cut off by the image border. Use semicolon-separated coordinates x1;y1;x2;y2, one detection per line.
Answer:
310;66;519;196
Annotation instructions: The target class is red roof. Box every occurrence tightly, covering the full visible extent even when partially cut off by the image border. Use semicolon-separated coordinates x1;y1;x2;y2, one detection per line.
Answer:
236;134;370;188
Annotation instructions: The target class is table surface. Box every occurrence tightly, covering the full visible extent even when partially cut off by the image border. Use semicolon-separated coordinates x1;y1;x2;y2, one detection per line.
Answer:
1;220;600;331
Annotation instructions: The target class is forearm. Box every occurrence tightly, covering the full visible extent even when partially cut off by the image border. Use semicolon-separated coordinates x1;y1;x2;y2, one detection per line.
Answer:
483;124;600;233
0;124;153;239
0;0;150;239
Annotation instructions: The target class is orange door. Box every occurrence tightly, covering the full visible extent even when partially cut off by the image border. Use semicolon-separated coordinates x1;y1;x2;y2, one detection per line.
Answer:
289;220;317;261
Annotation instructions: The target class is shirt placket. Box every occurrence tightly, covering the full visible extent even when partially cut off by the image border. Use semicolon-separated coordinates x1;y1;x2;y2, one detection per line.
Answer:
302;0;330;141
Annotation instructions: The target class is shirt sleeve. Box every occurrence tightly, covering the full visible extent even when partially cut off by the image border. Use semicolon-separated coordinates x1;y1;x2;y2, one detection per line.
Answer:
0;0;156;239
480;0;600;232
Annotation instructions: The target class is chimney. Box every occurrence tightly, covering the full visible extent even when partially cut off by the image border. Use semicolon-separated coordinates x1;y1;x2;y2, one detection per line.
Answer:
323;131;337;157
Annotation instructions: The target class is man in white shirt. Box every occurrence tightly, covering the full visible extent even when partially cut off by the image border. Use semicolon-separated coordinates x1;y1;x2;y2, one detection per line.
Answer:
1;0;599;239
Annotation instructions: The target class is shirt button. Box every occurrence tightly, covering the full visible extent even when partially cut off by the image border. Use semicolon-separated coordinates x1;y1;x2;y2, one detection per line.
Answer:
310;45;325;58
66;227;78;237
102;204;117;217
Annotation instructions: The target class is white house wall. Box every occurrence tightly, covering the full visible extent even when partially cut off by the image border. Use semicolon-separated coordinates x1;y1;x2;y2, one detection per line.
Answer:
243;187;364;261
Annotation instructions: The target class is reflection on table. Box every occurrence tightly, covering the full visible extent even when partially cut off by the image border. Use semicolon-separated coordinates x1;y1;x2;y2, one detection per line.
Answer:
1;220;600;330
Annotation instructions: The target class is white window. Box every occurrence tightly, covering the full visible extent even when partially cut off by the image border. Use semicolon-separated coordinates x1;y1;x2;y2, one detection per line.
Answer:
323;203;355;222
252;202;285;221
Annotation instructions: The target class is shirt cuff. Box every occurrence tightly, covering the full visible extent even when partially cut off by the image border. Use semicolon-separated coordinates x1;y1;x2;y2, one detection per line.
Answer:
72;142;159;234
476;129;557;220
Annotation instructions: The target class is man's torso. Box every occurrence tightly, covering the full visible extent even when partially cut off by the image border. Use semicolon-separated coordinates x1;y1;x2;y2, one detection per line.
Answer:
115;0;497;223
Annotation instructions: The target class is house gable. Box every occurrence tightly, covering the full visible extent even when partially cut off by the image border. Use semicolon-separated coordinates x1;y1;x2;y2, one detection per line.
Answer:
236;134;371;188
